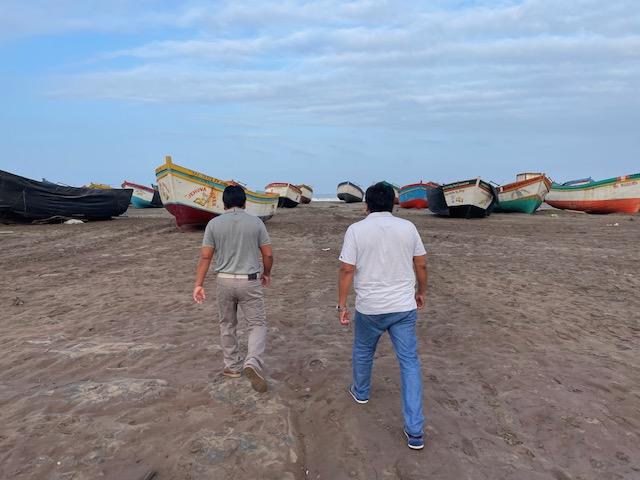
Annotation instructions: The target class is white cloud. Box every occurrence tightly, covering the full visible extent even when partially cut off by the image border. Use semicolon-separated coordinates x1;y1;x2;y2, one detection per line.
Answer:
13;0;638;131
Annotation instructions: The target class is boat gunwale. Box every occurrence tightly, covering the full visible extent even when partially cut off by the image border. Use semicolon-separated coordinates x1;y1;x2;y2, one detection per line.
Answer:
551;173;640;191
499;175;551;194
266;182;303;194
122;181;155;193
155;162;278;202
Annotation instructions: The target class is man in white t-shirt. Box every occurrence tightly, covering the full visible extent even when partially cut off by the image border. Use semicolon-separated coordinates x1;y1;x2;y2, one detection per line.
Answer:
338;182;428;450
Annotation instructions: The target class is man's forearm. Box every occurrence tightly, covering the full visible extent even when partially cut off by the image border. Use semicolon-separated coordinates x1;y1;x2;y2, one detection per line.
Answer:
415;263;427;294
338;270;354;306
262;255;273;275
195;257;212;287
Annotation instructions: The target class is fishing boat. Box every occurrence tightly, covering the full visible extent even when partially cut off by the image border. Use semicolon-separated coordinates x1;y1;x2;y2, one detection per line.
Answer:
0;169;132;223
545;174;640;214
296;184;313;204
495;173;552;214
265;183;302;208
427;178;498;218
121;181;162;208
399;182;439;209
337;182;364;203
155;156;279;227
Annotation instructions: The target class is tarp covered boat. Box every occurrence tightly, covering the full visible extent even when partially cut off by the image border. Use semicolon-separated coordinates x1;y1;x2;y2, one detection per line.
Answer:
155;156;278;227
495;173;552;214
265;182;302;208
399;182;439;209
337;181;364;203
545;174;640;214
428;178;498;218
0;169;132;223
122;181;163;208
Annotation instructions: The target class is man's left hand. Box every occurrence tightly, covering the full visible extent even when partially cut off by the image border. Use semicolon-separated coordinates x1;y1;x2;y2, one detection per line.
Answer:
415;292;425;309
261;273;271;288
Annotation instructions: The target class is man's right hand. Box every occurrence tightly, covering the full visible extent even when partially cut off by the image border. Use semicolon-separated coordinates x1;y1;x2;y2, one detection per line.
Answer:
193;286;206;304
415;292;425;309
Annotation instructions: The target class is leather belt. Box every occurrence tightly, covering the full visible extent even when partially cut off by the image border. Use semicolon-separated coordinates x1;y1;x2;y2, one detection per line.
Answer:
217;272;259;280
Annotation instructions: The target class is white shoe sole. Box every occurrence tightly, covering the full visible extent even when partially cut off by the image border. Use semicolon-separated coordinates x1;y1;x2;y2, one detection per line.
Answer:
404;430;424;450
348;386;369;404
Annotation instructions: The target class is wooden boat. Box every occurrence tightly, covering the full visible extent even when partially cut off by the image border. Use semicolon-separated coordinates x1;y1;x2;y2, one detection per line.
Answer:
122;181;162;208
265;183;302;208
155;156;279;227
495;173;552;214
0;169;132;223
337;182;364;203
399;182;439;209
545;174;640;214
427;178;498;218
296;184;313;204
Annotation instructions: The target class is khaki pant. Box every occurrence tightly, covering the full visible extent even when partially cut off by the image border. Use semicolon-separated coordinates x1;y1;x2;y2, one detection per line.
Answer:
216;278;266;372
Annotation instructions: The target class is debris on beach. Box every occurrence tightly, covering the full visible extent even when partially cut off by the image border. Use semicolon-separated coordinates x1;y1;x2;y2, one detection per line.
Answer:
64;219;85;225
12;296;25;306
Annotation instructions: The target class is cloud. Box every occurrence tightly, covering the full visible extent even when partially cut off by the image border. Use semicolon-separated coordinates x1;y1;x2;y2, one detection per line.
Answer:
18;0;640;131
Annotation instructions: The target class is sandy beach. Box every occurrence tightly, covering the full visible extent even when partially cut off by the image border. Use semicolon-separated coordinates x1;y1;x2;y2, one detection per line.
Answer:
1;203;639;480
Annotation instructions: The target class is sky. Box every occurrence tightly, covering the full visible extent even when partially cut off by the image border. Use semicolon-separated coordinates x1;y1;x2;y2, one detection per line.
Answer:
1;0;639;193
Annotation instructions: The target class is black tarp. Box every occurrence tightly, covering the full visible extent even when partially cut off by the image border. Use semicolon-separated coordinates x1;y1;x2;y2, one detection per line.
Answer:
0;169;133;223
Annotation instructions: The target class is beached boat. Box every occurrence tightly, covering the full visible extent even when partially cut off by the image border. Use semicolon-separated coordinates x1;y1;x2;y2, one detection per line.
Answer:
545;174;640;214
155;156;279;227
399;182;439;209
265;183;302;208
296;184;313;204
0;169;132;223
428;178;498;218
495;173;552;214
337;182;364;203
122;181;162;208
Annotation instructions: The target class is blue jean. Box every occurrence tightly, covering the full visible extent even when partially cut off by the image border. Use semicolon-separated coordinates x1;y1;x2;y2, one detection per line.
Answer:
352;309;424;436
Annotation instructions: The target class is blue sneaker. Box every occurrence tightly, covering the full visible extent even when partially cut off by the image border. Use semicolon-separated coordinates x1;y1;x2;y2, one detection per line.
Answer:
348;385;369;404
404;429;425;450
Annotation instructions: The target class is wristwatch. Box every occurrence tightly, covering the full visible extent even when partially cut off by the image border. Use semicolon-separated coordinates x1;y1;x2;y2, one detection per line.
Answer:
336;305;348;312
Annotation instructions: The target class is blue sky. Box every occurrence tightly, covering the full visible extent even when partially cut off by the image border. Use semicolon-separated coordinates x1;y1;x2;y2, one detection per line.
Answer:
1;0;639;193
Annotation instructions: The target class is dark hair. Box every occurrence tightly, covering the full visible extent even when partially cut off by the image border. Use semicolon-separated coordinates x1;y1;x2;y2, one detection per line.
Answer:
365;182;395;213
223;185;246;209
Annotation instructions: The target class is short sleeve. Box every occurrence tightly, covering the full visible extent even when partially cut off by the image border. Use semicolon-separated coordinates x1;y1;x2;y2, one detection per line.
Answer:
413;226;427;256
258;221;271;246
339;226;357;265
202;221;215;248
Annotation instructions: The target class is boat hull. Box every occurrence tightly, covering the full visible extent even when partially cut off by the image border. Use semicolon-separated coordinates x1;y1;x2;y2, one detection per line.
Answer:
266;183;301;208
399;183;438;209
337;182;364;203
428;179;497;218
545;174;640;214
297;184;313;204
122;181;163;208
496;175;551;214
0;169;132;223
155;158;278;227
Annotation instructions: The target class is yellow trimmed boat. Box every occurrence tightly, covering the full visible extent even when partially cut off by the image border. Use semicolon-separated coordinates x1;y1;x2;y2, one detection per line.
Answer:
155;156;279;227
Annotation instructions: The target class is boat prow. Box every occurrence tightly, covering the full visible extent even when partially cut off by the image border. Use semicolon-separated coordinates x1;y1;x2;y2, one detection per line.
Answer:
337;181;364;203
495;174;552;214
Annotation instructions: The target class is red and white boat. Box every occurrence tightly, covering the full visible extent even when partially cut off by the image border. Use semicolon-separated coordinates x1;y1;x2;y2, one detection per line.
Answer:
155;156;279;227
545;174;640;214
399;182;439;209
265;183;302;208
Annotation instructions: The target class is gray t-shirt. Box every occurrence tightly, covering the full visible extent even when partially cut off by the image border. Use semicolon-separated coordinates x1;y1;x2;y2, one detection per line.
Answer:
202;208;271;274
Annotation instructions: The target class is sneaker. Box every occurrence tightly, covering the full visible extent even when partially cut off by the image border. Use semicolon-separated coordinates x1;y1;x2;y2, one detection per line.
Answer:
404;429;425;450
243;365;268;393
348;385;369;404
223;368;241;378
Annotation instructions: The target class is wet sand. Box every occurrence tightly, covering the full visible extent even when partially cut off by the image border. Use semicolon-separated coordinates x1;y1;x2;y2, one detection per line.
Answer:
1;203;639;479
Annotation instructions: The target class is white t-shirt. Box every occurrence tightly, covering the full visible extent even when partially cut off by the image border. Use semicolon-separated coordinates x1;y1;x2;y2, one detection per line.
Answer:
339;212;427;315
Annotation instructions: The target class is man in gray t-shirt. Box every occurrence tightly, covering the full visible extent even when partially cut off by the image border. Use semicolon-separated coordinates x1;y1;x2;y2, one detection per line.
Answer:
193;185;273;393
